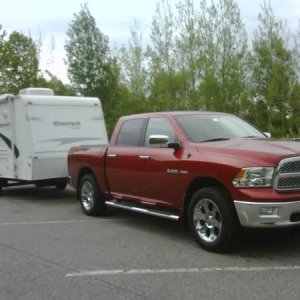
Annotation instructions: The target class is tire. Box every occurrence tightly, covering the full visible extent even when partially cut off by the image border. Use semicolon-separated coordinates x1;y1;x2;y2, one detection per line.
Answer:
0;179;5;196
188;187;240;253
78;174;106;216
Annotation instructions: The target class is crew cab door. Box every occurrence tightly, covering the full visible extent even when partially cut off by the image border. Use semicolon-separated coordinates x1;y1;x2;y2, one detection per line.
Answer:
106;116;187;209
136;117;186;209
105;118;147;200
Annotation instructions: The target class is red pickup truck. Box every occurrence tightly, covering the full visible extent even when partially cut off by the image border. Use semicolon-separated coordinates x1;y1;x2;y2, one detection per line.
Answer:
68;111;300;252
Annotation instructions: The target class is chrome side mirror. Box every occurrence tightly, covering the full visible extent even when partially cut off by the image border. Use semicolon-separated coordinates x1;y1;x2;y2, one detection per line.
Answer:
149;135;169;147
149;135;181;150
264;132;271;138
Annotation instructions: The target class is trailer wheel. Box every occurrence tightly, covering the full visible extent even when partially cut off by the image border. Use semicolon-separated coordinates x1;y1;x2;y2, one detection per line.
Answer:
78;174;106;216
0;179;5;196
188;187;240;253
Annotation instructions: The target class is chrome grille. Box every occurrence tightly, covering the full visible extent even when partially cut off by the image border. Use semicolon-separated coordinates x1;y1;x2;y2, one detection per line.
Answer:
280;161;300;174
274;157;300;191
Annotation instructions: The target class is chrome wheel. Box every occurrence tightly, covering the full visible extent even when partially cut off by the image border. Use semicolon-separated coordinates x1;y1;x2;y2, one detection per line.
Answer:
81;180;95;211
193;198;222;243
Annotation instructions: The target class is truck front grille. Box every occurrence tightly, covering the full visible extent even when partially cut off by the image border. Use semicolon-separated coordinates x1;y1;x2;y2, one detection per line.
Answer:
274;157;300;191
279;160;300;174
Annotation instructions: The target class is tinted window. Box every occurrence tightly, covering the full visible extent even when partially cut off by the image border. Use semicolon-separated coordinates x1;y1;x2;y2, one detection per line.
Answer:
116;118;146;146
145;118;177;146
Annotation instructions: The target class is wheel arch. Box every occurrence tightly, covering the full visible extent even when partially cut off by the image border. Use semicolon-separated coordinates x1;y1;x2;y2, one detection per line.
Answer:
77;167;96;200
182;177;232;222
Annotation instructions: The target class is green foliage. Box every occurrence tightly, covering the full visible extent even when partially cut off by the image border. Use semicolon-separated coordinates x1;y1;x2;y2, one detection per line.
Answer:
36;71;75;96
175;0;200;103
251;1;298;137
145;0;249;114
148;0;175;74
64;3;120;115
149;71;200;110
199;0;248;114
0;29;38;94
119;20;148;101
2;0;300;139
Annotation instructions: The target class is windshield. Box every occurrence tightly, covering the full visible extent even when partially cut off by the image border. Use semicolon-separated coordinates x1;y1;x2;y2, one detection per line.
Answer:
174;114;266;143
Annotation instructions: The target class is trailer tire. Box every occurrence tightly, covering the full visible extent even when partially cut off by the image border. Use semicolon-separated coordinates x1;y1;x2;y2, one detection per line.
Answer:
0;179;5;196
188;187;240;253
78;174;106;216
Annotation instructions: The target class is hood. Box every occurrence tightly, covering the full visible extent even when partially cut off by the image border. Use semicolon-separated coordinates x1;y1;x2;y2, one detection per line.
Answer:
195;138;300;167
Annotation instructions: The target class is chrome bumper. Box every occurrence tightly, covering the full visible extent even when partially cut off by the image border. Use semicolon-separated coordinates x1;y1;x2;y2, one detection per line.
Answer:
234;200;300;228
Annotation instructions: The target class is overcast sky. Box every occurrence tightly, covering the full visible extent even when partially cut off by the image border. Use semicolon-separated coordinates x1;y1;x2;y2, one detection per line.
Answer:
1;0;299;83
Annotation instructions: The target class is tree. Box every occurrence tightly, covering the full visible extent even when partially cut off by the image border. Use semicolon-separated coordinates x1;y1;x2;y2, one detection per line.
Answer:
148;0;175;74
0;29;38;94
65;3;120;117
251;1;297;137
0;25;6;93
197;0;248;114
36;71;75;96
147;0;193;110
175;0;201;107
119;20;148;101
216;0;248;113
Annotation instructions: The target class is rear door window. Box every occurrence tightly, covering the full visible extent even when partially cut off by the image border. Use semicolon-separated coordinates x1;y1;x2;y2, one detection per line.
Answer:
116;118;147;146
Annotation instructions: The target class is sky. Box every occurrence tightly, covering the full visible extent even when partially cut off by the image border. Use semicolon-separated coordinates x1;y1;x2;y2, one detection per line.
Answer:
0;0;300;84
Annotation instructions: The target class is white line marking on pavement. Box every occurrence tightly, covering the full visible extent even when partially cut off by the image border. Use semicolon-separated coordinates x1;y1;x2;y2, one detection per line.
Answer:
0;219;127;226
65;265;300;277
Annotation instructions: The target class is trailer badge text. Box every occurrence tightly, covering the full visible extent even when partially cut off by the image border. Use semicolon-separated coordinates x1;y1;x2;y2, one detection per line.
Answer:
53;121;81;128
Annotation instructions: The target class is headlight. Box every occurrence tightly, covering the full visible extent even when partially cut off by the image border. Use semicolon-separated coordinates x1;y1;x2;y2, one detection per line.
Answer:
232;167;274;187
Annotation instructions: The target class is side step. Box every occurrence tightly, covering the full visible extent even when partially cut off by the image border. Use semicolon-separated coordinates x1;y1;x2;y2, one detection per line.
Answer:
105;200;180;221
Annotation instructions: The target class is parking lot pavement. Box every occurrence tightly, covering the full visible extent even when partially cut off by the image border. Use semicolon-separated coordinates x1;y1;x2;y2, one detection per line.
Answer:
1;185;300;299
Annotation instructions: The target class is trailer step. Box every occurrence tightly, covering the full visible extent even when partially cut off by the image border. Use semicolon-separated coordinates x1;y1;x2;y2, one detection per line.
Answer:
105;200;180;221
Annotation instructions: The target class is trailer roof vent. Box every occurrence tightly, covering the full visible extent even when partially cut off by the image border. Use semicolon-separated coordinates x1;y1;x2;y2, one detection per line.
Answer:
19;88;54;96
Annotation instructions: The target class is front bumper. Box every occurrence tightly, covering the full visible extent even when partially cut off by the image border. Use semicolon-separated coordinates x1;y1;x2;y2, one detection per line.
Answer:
234;200;300;227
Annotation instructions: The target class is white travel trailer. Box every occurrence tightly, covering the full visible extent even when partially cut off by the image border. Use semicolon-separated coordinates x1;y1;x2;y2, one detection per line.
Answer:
0;88;108;194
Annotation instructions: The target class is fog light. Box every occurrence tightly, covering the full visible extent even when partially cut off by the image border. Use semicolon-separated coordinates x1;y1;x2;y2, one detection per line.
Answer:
260;207;279;216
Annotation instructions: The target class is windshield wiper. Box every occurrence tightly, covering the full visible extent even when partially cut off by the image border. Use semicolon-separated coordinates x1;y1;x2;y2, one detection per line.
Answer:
201;138;230;143
243;135;261;139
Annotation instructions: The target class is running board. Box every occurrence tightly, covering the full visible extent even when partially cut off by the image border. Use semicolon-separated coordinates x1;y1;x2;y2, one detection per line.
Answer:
105;200;180;221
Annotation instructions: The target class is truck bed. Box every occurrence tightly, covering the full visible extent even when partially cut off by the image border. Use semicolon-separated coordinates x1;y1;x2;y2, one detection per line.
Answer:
68;145;108;193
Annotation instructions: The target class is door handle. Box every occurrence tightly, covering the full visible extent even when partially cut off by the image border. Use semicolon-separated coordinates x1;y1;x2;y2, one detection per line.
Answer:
108;154;117;158
139;155;150;160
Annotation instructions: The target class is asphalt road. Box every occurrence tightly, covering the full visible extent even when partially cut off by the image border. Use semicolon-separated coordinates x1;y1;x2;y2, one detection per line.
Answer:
1;185;300;300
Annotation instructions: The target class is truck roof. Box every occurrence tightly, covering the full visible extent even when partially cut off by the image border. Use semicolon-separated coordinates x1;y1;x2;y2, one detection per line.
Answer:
119;111;232;120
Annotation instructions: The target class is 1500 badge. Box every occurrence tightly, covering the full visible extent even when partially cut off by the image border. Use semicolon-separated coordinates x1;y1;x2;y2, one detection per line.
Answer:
166;169;188;175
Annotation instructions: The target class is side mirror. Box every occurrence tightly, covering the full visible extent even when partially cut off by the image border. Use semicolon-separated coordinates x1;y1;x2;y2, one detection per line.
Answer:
264;132;271;138
149;135;169;147
168;142;182;151
149;135;181;150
